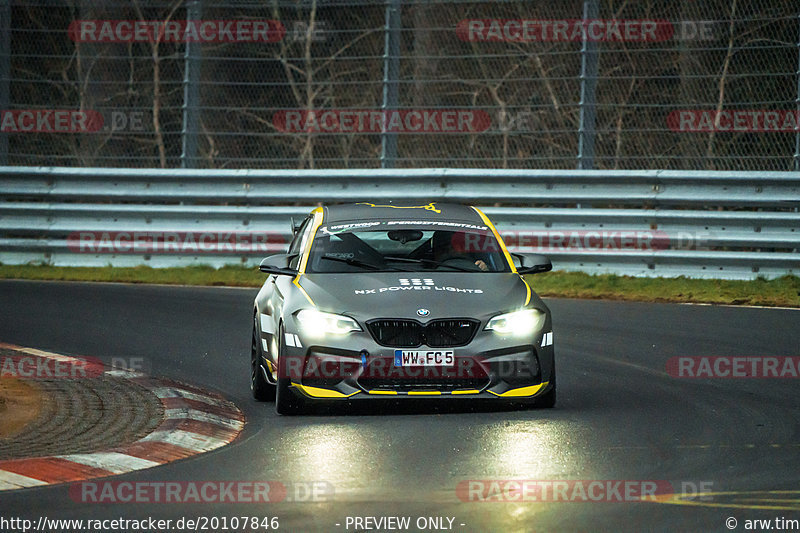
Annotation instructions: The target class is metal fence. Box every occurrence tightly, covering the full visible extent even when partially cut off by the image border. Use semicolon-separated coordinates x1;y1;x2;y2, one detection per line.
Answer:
1;0;799;170
1;166;798;280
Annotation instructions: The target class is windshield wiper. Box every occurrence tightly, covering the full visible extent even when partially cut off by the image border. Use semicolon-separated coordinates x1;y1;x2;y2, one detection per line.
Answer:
382;256;477;272
320;255;407;271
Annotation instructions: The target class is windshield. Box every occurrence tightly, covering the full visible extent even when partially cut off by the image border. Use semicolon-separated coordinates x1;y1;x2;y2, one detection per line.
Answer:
306;225;512;273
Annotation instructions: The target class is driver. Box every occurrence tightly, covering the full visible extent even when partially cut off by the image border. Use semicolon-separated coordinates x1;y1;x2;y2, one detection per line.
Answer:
431;231;489;271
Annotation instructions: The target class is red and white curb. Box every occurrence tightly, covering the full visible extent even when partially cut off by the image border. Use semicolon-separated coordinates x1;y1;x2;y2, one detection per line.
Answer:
0;344;245;491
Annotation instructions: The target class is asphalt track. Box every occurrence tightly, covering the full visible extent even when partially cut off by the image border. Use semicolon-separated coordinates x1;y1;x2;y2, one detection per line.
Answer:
0;279;798;532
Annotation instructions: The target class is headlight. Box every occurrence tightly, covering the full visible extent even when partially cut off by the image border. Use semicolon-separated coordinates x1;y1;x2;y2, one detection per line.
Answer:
485;309;545;336
296;309;361;336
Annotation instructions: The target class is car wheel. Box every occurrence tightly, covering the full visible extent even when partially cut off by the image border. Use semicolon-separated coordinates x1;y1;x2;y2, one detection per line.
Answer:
536;363;556;408
275;325;303;415
251;317;276;401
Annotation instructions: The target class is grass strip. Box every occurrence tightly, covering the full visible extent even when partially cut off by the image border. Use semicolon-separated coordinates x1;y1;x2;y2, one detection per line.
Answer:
526;271;799;307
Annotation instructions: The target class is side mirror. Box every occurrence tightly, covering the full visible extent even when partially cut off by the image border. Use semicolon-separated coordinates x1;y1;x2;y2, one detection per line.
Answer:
259;254;297;276
512;253;552;275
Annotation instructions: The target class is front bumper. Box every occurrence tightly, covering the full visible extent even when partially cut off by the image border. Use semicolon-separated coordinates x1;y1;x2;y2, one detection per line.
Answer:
275;318;555;401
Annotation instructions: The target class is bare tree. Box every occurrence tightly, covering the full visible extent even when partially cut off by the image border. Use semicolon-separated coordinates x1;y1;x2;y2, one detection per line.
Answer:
132;0;182;168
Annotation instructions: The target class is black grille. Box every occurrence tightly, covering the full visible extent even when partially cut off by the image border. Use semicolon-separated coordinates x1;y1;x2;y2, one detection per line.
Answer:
367;320;421;347
367;318;479;348
424;319;479;347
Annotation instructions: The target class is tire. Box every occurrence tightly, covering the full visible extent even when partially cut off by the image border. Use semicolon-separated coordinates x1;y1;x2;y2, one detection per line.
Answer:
275;325;303;415
536;363;556;408
251;317;275;401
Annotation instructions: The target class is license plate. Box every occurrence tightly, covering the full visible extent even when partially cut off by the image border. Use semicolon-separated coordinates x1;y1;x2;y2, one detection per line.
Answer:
394;350;455;367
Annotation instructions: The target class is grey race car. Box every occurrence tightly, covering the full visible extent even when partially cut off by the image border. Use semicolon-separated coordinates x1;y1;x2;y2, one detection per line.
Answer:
251;202;555;414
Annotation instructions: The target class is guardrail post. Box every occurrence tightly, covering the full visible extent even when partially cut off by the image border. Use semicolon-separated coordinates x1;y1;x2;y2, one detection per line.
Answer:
181;0;202;169
577;0;599;171
0;0;10;165
380;0;401;169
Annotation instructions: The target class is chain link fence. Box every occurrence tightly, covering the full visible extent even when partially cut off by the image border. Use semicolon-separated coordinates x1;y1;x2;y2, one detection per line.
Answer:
1;0;799;170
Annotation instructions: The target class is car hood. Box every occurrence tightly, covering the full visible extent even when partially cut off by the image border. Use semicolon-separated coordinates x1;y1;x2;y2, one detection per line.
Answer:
296;272;532;320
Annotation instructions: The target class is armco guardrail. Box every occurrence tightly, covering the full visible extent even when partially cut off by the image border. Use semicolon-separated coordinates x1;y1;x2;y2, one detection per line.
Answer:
1;167;798;279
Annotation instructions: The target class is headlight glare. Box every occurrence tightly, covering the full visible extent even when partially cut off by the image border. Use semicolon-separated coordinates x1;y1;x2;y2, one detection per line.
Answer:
485;309;545;336
297;309;361;336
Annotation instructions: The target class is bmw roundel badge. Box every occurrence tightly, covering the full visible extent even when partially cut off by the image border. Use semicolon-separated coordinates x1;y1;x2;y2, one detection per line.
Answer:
417;308;430;317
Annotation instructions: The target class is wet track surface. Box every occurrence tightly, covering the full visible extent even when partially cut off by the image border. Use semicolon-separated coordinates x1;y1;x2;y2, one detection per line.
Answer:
1;280;798;532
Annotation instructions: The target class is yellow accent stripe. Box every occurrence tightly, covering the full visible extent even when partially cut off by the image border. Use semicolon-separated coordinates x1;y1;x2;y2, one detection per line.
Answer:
290;208;323;306
407;390;442;396
451;389;480;395
292;382;359;398
471;207;518;274
488;381;549;398
292;276;315;306
298;209;324;274
368;390;398;395
472;206;532;305
522;278;532;306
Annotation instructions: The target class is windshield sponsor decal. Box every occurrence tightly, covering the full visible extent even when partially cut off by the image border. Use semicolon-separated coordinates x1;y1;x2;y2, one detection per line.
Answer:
385;220;488;231
320;221;382;235
319;221;489;234
324;252;354;259
355;278;483;295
